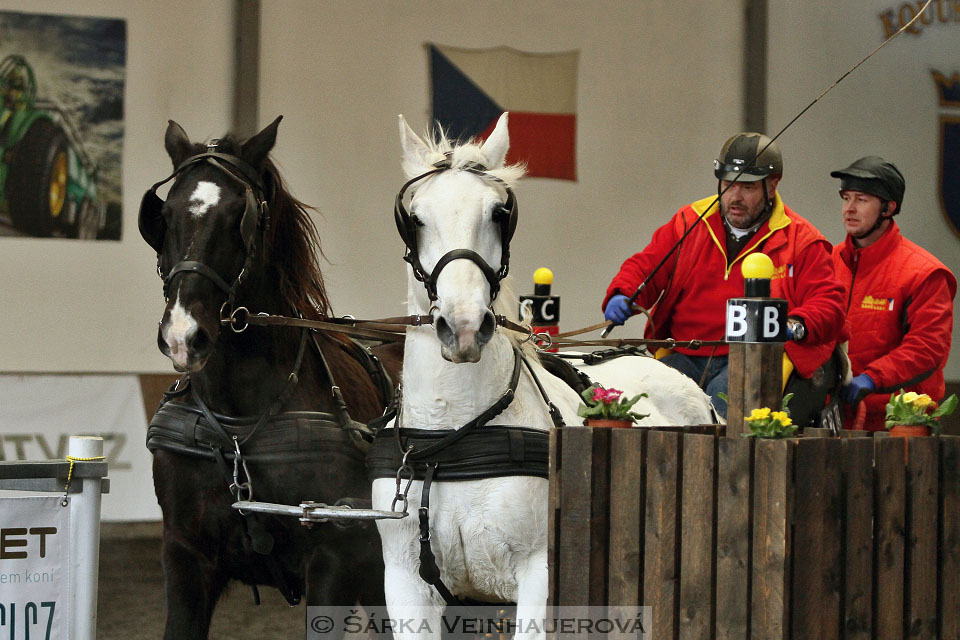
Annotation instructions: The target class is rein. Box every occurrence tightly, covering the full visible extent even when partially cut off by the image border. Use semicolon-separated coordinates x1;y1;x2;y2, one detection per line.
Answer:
220;304;533;343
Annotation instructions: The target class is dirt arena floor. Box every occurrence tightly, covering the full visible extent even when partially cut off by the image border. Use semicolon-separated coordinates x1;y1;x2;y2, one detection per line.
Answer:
98;522;304;639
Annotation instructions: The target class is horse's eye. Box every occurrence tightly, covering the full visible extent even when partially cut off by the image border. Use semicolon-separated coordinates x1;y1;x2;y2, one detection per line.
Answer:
411;214;425;227
492;205;509;222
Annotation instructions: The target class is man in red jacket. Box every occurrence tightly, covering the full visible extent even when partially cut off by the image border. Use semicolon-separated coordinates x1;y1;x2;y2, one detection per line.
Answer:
831;156;956;430
603;133;846;426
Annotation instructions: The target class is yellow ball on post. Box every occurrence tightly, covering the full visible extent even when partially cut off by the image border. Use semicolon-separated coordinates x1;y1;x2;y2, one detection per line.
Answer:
533;267;554;286
741;253;774;297
741;252;775;280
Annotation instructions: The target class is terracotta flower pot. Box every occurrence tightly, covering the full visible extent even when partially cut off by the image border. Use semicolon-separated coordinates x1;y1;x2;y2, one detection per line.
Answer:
888;424;931;462
585;418;633;428
888;424;931;438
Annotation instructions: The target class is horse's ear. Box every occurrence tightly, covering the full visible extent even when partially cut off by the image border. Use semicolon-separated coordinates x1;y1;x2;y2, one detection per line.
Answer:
480;112;510;169
164;120;193;168
241;115;282;168
399;114;431;175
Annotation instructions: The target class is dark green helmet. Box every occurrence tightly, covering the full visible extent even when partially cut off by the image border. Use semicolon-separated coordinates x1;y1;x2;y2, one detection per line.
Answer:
714;132;783;182
830;156;905;214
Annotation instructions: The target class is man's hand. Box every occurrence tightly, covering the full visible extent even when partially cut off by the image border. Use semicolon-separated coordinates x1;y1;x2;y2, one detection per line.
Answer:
841;373;875;405
604;294;633;326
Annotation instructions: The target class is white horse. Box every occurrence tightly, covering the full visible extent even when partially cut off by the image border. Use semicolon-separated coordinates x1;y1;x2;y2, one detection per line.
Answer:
372;112;713;639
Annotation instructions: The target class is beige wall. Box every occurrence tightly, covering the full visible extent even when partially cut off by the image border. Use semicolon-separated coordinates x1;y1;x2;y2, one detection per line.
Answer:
258;0;744;346
0;0;234;373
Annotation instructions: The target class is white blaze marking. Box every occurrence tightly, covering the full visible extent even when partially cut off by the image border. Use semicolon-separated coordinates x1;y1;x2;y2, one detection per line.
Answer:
162;296;198;369
188;181;221;218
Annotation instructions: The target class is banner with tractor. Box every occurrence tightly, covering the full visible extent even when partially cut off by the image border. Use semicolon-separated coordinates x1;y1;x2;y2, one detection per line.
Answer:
0;10;125;240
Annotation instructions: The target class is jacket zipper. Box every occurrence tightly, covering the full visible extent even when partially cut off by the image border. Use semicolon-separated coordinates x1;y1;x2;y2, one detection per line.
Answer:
846;252;859;312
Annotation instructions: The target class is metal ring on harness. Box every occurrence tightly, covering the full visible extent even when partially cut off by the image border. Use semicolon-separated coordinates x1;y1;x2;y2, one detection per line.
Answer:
221;303;251;333
533;332;553;351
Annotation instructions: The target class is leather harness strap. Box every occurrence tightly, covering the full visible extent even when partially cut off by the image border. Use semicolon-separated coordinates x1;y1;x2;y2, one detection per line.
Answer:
380;346;562;606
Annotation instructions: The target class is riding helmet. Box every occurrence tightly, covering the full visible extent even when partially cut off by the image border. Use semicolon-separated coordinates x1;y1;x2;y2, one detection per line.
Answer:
830;155;905;214
714;132;783;181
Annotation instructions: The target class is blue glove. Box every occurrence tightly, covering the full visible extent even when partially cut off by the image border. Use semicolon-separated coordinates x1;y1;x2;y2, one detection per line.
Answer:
841;373;875;405
604;294;633;326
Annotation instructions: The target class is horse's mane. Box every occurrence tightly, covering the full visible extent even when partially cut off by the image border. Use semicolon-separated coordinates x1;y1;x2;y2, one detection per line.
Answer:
493;276;540;359
402;126;526;189
197;135;332;320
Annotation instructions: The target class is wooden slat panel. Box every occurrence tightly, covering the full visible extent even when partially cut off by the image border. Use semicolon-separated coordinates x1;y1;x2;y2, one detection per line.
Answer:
679;434;718;640
716;437;753;640
842;437;875;640
841;430;872;438
905;437;938;639
804;427;834;438
940;436;960;639
874;436;905;640
608;429;645;606
791;438;842;640
588;427;612;605
556;427;593;606
727;345;746;437
751;438;793;640
548;427;562;606
644;430;681;639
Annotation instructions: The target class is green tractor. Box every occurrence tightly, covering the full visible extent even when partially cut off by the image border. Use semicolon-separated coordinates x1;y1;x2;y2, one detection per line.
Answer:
0;54;103;238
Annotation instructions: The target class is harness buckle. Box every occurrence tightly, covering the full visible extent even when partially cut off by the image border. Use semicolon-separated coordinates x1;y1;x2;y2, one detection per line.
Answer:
391;445;415;514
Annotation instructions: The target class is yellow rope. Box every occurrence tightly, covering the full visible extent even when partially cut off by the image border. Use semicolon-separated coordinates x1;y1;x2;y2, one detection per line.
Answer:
62;455;106;498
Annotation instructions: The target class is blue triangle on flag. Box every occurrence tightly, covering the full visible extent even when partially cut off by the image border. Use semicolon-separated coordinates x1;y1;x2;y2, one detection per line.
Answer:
430;45;504;142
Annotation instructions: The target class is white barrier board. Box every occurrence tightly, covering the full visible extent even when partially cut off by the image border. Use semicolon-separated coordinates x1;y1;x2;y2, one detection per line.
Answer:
0;374;160;521
0;496;70;640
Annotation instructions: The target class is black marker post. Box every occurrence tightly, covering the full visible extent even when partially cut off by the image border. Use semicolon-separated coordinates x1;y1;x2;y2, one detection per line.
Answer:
725;253;788;436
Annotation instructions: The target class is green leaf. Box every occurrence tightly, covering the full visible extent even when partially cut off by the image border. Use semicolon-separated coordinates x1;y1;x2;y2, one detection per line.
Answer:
932;394;958;418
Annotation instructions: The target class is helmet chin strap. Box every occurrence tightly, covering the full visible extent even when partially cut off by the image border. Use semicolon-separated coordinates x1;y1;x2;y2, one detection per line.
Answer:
853;203;890;240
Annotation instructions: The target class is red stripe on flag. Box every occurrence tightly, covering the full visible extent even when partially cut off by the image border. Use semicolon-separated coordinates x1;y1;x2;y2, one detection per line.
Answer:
479;112;576;181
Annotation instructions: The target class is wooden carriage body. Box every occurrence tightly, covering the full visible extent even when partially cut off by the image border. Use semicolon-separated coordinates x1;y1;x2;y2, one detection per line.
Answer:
549;426;960;640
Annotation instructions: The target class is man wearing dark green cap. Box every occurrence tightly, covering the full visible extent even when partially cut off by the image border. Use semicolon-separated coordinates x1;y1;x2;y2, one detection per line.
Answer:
831;156;957;430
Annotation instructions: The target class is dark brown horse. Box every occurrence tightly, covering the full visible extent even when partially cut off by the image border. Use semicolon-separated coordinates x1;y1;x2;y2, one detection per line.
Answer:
140;116;401;639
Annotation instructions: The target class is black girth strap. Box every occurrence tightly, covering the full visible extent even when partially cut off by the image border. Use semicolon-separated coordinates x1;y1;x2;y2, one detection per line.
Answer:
366;426;549;481
418;463;464;606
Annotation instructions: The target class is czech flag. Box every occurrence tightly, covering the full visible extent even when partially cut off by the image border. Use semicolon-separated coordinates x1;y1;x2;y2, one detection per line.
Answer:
429;43;579;181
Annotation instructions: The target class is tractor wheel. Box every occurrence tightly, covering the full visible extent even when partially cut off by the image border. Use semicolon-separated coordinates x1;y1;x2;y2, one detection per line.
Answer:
7;119;68;237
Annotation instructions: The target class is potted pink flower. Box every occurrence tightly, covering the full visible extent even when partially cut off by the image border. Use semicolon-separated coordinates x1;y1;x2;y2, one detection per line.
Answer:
578;384;648;428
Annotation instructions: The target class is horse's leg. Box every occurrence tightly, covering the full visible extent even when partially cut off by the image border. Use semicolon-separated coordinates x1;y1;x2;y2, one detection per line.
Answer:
382;561;444;640
160;535;226;640
513;549;549;640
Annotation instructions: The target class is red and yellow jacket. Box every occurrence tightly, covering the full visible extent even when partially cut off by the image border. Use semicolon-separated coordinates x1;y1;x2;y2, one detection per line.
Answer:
833;221;956;430
603;193;845;377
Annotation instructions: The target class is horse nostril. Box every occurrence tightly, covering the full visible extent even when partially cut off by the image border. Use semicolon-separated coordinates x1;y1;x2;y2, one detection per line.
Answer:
186;326;212;358
435;315;456;349
477;310;496;347
157;327;170;356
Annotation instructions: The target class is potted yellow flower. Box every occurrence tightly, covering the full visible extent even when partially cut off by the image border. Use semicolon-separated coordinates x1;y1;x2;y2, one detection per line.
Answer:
742;393;797;438
578;384;648;428
885;389;958;437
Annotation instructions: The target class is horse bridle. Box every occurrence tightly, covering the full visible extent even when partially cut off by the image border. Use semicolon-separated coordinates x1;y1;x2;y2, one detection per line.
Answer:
394;153;518;302
139;142;270;303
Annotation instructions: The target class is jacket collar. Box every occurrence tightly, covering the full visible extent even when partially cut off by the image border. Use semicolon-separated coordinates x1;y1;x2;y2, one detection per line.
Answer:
693;191;791;278
839;220;901;270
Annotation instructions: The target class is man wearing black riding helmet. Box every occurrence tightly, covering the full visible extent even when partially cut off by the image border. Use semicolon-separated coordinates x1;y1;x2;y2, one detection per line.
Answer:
602;133;845;426
831;156;956;431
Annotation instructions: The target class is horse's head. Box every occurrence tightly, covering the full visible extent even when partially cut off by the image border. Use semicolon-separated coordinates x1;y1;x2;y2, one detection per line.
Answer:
396;112;524;363
139;117;281;372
